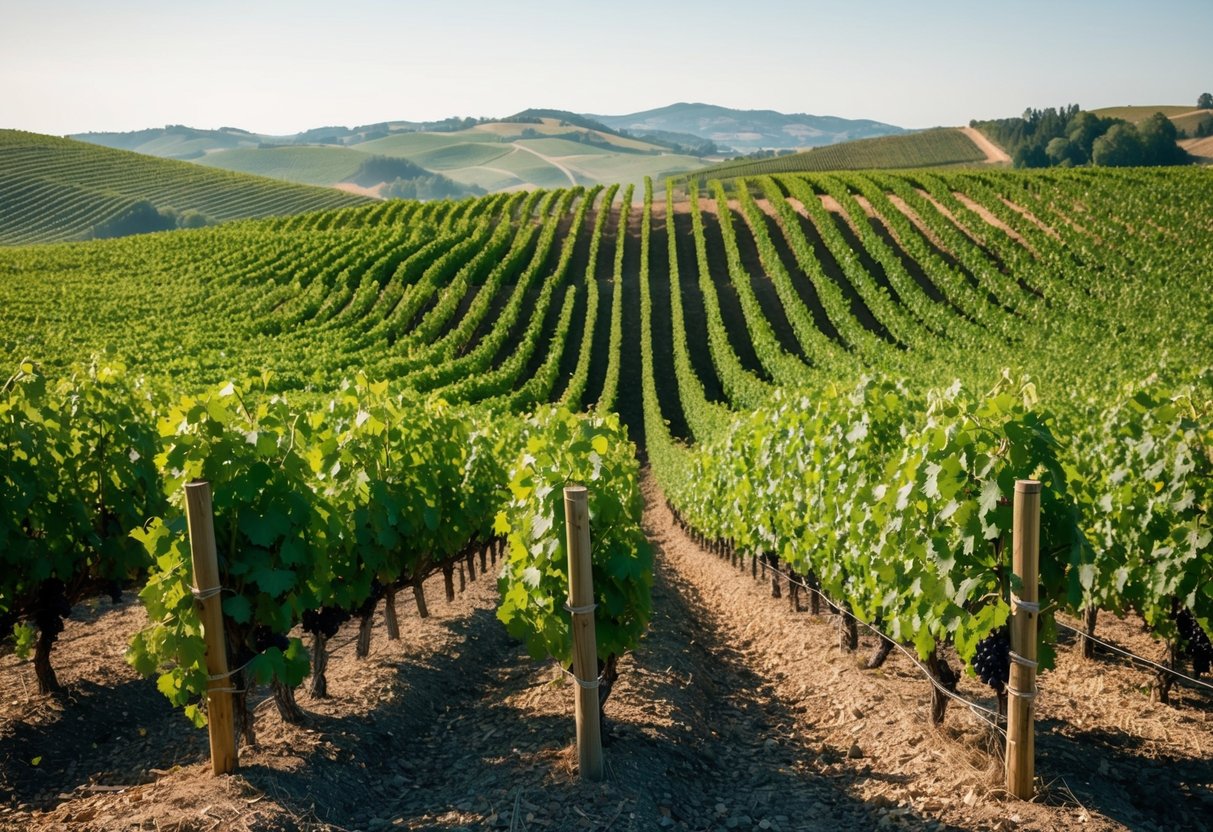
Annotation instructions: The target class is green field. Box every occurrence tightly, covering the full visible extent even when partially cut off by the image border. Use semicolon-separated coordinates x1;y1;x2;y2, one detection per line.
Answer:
193;145;369;185
564;150;706;190
677;128;987;182
408;141;517;171
0;131;370;245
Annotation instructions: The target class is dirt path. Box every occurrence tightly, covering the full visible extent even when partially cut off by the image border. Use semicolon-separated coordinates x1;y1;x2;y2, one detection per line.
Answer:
639;474;1213;832
4;472;1212;831
1;558;521;832
513;144;578;187
960;127;1012;164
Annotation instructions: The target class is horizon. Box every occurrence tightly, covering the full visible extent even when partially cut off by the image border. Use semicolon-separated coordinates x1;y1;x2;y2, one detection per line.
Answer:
2;0;1211;136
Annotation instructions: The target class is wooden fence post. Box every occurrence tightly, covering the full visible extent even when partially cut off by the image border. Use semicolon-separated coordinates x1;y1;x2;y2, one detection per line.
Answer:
564;485;604;782
185;481;237;775
1006;479;1040;800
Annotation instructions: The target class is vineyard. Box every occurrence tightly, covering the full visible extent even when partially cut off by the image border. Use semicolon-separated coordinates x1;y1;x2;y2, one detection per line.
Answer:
0;131;370;246
1;165;1212;831
678;128;991;184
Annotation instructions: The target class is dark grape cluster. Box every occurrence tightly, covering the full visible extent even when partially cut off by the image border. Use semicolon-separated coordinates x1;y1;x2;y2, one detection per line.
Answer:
104;580;123;604
33;578;72;645
1176;606;1213;677
302;606;350;640
972;628;1010;693
252;625;290;654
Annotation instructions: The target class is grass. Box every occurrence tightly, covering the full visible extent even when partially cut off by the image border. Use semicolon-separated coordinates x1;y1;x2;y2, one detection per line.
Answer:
488;148;580;188
676;128;986;182
410;142;516;171
1171;111;1213;136
441;167;527;192
470;121;661;152
194;146;368;186
1089;105;1195;122
356;131;503;157
514;137;614;157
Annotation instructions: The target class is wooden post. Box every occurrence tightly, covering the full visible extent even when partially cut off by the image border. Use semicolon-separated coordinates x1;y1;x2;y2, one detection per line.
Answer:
184;481;237;775
564;485;604;782
1006;479;1040;800
1079;605;1097;660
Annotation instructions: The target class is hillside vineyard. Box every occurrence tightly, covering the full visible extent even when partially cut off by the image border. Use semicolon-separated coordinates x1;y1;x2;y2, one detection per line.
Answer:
0;130;370;246
1;168;1211;771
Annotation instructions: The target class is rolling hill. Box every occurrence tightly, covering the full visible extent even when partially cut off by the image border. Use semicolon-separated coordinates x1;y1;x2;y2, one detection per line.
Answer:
674;127;988;182
69;104;911;194
1088;105;1197;123
193;118;705;193
590;102;905;151
0;130;371;246
1090;105;1213;138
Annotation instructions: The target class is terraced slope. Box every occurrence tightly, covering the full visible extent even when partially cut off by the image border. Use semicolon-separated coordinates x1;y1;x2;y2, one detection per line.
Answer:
0;130;371;245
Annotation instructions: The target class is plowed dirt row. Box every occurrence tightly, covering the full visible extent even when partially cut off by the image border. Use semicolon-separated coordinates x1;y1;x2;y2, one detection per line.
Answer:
2;475;1210;831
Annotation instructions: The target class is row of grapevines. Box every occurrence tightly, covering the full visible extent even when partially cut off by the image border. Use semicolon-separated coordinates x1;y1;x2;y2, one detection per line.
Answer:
1;361;162;693
595;185;633;411
684;181;771;408
122;369;650;737
562;184;620;409
706;180;811;387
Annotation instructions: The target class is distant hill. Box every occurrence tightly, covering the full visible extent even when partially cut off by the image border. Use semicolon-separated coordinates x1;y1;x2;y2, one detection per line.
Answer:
76;118;706;194
588;103;905;151
675;128;987;182
71;120;460;159
0;130;370;245
66;103;908;194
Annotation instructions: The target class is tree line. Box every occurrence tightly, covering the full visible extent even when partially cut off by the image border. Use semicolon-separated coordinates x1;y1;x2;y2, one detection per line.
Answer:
972;104;1188;168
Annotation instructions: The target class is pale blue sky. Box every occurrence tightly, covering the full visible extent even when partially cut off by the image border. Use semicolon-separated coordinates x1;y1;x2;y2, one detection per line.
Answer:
2;0;1210;135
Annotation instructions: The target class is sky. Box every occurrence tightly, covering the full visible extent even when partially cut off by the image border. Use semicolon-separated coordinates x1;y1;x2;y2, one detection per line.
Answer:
2;0;1211;135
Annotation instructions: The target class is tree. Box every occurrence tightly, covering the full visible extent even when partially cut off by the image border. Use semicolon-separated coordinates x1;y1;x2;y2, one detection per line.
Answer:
1013;143;1049;169
1137;112;1185;165
1198;92;1213;110
1091;123;1144;167
1066;111;1110;162
1046;137;1080;167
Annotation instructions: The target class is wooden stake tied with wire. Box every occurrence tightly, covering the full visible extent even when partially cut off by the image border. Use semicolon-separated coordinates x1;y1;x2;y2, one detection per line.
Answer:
185;481;237;775
1006;480;1040;800
564;485;604;781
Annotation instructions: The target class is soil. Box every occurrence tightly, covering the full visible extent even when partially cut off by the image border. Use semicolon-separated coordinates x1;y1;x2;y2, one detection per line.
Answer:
884;194;956;258
959;128;1012;165
332;183;384;199
3;476;1211;832
1179;136;1213;163
946;193;1037;257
